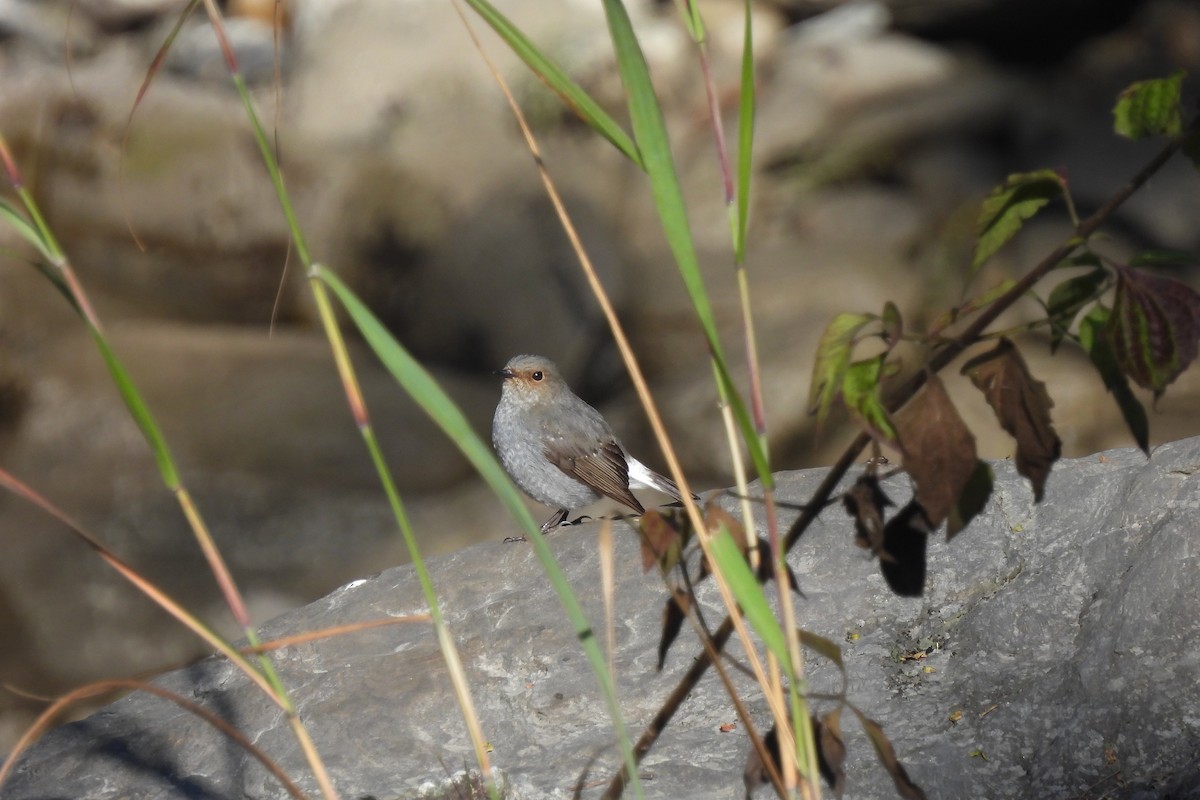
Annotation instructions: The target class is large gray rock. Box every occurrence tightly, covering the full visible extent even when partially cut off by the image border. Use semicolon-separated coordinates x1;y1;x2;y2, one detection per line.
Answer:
5;436;1200;799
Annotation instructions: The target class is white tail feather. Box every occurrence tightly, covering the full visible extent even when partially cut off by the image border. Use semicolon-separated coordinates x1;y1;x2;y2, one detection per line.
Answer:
627;457;698;502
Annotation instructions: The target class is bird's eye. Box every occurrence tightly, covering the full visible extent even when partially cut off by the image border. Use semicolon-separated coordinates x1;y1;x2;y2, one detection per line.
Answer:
532;371;543;381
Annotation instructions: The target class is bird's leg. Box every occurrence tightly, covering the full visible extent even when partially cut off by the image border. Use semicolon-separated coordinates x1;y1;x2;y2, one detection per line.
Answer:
541;508;570;533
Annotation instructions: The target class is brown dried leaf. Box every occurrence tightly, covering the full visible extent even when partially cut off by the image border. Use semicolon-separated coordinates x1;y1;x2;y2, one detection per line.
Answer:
798;629;845;672
742;725;782;798
639;509;682;574
705;505;748;554
961;338;1062;501
897;374;978;528
815;709;847;798
657;588;690;671
851;707;929;800
843;475;892;554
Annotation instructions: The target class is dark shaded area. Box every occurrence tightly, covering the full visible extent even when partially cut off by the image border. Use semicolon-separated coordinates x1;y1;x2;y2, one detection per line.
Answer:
906;0;1146;66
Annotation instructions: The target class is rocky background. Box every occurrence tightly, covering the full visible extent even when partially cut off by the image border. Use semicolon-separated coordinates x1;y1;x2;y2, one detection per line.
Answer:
0;0;1198;756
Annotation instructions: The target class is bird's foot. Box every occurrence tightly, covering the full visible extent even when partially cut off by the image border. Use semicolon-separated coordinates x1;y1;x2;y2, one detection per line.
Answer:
540;508;571;534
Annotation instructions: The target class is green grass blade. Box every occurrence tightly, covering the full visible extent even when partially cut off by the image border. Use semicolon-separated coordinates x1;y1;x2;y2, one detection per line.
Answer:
733;0;754;262
461;0;642;168
89;329;181;488
601;0;771;484
314;264;644;798
0;197;54;262
709;526;790;671
674;0;705;42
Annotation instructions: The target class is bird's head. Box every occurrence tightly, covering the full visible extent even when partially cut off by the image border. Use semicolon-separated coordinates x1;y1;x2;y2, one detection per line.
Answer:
495;354;567;405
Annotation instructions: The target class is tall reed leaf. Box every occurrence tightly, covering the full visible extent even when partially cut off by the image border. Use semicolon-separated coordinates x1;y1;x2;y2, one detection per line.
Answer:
460;0;642;167
600;0;771;484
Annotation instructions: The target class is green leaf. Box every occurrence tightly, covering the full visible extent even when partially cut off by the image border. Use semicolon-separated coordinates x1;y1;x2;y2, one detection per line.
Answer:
602;0;770;485
710;525;791;673
1046;267;1109;352
1113;71;1184;140
1055;252;1104;270
972;170;1066;271
808;313;873;424
1129;248;1200;271
1080;305;1149;453
1106;266;1200;395
842;354;901;452
462;0;642;167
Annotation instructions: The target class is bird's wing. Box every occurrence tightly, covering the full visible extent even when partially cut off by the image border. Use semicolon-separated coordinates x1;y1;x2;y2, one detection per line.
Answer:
545;438;645;514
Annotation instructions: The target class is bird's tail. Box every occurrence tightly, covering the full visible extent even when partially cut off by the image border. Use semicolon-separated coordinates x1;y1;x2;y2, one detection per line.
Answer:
627;458;701;503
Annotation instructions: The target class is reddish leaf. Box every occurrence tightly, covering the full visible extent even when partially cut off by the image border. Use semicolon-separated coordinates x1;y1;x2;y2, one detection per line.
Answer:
897;374;978;529
705;505;748;554
961;339;1062;501
1106;266;1200;396
843;475;892;555
639;510;683;573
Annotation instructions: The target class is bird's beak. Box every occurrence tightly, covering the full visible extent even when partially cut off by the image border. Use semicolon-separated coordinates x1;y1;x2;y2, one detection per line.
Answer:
494;368;515;380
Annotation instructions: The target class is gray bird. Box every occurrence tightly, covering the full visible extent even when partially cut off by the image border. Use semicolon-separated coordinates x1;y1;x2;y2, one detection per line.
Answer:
492;354;691;533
